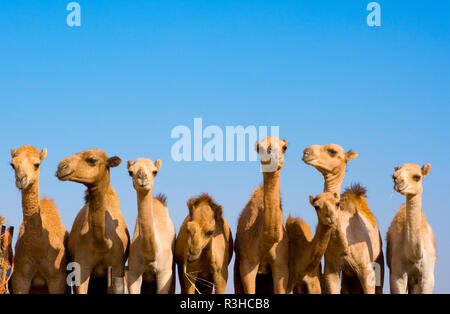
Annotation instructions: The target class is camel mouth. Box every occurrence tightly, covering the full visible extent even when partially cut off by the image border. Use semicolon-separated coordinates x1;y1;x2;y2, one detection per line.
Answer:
302;157;317;165
187;255;199;263
56;171;74;181
395;184;408;194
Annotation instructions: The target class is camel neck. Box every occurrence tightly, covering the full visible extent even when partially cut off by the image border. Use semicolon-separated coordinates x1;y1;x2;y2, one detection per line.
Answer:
21;179;42;232
323;169;345;195
405;193;423;262
331;215;349;253
136;188;158;261
86;175;110;248
261;170;283;249
304;222;333;274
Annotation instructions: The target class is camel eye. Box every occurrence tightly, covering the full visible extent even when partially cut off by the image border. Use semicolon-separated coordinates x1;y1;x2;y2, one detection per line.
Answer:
34;163;40;170
10;163;15;170
328;149;337;157
152;170;158;176
86;158;97;166
314;206;320;211
282;145;287;153
336;202;340;208
128;171;134;177
413;175;421;182
205;230;214;237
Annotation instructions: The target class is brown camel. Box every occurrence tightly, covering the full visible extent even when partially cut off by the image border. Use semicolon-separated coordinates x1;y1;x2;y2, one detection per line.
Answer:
387;163;436;294
302;144;384;294
286;192;339;294
56;149;129;294
10;146;68;294
175;194;233;294
235;137;289;294
126;158;176;294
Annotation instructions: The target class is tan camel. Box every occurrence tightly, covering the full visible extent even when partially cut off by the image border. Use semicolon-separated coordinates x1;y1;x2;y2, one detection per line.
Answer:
302;144;384;294
175;194;233;294
56;149;129;294
286;192;339;294
387;163;436;294
10;146;68;294
235;137;289;294
126;158;176;294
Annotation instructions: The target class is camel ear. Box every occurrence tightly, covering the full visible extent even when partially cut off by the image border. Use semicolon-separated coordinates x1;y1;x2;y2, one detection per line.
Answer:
40;148;47;161
127;160;133;169
309;195;315;206
154;159;162;171
10;148;16;158
255;141;261;154
394;166;399;171
421;164;431;177
346;150;358;161
107;156;122;168
282;139;288;153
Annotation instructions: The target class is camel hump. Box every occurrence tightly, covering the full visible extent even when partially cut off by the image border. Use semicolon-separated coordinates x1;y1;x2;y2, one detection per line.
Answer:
40;197;57;210
155;193;167;206
342;183;367;198
341;183;377;227
286;216;313;242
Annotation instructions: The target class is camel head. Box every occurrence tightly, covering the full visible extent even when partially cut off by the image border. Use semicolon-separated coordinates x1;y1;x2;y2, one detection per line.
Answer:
255;137;288;172
309;192;340;228
10;145;47;190
56;149;121;186
393;163;431;196
302;144;358;175
185;194;222;263
127;158;161;192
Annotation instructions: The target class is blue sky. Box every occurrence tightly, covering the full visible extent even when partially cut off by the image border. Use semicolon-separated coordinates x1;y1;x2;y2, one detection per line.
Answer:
0;0;449;293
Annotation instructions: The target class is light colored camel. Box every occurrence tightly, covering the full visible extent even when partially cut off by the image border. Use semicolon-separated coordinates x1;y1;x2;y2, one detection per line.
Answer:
175;194;233;294
286;192;339;294
10;145;68;294
302;144;384;294
387;163;436;294
235;137;289;294
126;158;176;294
56;149;129;294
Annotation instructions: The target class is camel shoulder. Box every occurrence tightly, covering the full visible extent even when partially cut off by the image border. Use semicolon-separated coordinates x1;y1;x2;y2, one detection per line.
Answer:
341;184;378;227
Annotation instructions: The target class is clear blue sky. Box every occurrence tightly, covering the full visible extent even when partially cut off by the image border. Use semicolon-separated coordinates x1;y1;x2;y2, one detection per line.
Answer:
0;1;449;293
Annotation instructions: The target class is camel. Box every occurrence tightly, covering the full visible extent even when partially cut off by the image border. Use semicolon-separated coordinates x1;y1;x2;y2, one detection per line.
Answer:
286;192;339;294
126;158;176;294
387;163;436;294
10;145;68;294
175;194;233;294
235;137;289;294
302;144;384;294
56;149;129;294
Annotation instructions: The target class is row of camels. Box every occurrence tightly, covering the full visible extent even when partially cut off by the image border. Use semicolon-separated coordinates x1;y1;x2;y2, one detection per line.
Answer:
6;139;436;294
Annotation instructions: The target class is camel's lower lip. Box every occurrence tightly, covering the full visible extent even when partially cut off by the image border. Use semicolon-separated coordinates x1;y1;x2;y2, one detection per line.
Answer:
396;185;407;193
302;157;316;164
57;171;74;180
187;256;198;263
